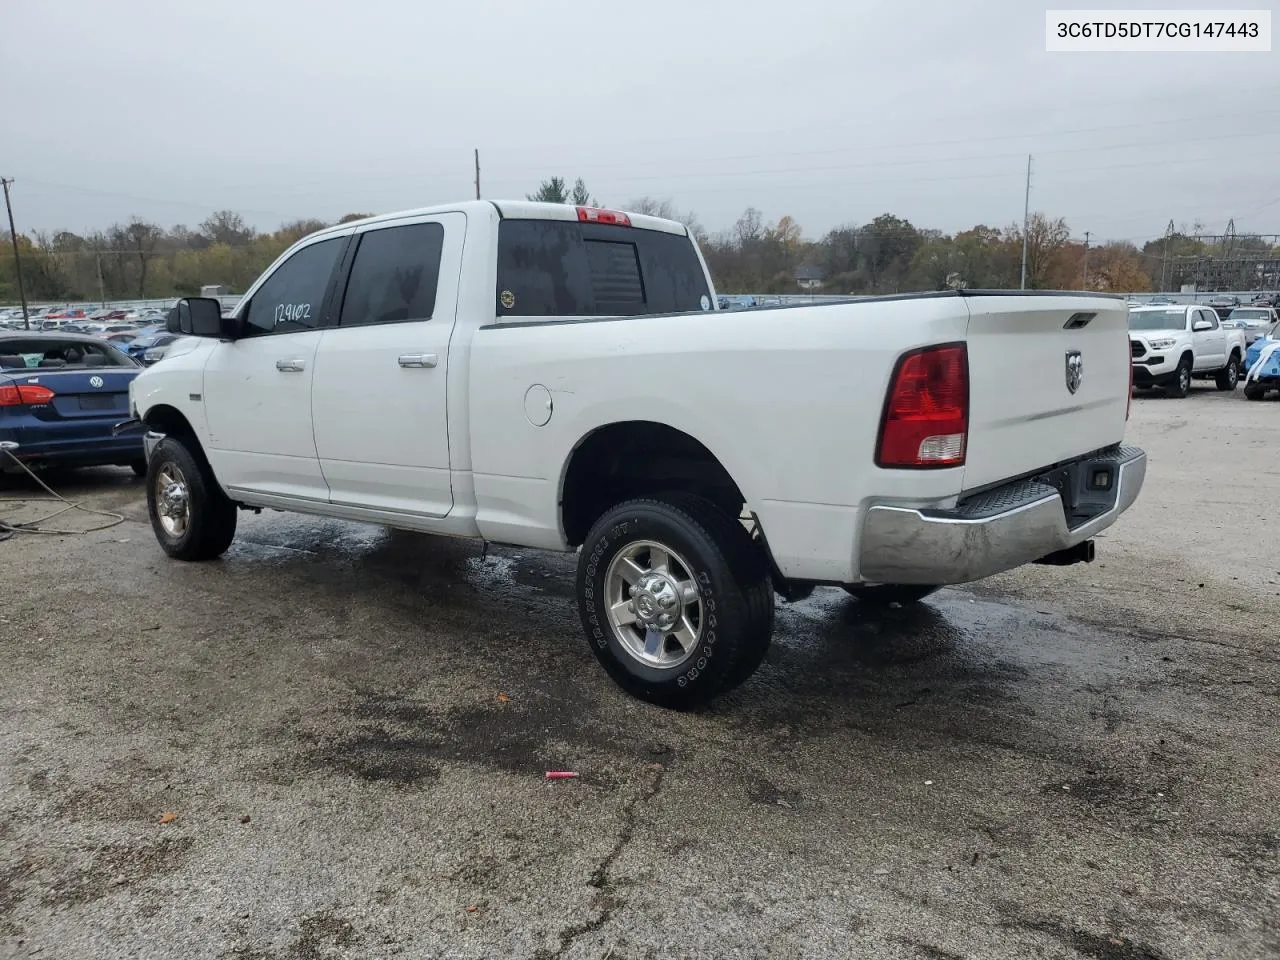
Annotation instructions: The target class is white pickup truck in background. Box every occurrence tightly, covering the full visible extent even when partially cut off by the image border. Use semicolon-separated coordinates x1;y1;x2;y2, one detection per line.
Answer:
1128;303;1247;396
125;200;1146;707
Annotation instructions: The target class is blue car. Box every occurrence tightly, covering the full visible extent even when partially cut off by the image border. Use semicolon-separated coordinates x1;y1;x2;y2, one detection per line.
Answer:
1243;322;1280;400
0;332;147;475
125;329;179;364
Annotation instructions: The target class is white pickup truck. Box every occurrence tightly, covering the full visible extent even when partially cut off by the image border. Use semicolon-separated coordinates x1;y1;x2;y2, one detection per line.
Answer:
125;201;1146;707
1128;303;1247;396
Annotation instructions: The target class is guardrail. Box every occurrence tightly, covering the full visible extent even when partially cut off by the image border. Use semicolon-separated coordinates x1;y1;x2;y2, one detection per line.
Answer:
0;295;242;315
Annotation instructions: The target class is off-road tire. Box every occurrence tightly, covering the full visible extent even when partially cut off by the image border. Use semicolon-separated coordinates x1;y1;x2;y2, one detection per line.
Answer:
146;435;237;561
577;496;774;709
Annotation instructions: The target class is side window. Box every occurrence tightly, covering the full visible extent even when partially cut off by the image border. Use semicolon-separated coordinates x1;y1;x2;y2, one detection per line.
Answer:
339;223;444;327
242;238;343;337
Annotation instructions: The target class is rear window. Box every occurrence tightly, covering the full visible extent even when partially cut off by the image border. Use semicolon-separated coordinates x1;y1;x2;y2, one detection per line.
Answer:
496;220;711;318
0;339;138;369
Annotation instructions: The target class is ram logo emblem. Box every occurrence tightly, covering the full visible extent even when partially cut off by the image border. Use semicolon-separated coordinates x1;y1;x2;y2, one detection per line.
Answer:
1065;350;1083;395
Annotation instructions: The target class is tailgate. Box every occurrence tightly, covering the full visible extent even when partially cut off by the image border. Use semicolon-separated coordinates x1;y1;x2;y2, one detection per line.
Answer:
963;294;1130;492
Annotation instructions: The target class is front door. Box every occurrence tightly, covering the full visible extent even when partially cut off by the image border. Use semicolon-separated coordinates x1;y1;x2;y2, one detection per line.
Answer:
311;213;465;517
1193;308;1226;370
202;233;349;501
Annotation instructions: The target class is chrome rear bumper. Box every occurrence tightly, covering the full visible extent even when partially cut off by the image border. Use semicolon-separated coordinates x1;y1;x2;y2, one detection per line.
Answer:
858;446;1146;585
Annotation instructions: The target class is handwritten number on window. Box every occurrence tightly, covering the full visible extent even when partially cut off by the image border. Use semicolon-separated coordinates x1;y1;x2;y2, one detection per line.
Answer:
273;303;311;325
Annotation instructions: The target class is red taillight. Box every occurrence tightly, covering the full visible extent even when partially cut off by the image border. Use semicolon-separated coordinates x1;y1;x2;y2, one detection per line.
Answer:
0;384;56;407
876;343;969;469
576;206;631;227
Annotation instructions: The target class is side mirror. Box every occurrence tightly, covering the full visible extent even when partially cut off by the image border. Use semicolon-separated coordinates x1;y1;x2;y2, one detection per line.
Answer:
168;297;235;338
1192;320;1213;332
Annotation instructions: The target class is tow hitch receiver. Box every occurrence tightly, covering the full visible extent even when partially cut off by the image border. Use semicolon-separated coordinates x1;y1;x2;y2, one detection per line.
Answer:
1034;540;1096;567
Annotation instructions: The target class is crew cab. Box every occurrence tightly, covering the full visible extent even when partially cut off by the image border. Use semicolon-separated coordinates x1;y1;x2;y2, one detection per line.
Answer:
1128;303;1247;397
123;201;1147;707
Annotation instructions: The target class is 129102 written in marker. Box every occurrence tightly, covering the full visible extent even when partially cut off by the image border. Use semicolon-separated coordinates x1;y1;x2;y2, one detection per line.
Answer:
1046;9;1271;51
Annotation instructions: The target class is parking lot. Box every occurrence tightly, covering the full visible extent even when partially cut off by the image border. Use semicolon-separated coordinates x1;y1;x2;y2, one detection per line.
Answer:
0;386;1277;960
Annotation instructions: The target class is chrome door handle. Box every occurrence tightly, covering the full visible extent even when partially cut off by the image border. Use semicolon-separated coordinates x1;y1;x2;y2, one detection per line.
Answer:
275;359;306;372
398;354;438;368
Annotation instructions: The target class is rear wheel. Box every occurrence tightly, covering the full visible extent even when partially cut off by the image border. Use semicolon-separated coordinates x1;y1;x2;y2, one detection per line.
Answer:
843;584;940;605
146;436;237;561
577;496;774;708
1167;357;1192;398
1216;356;1240;391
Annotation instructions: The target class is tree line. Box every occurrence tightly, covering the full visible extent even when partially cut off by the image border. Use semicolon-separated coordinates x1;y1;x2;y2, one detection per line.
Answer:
2;180;1275;304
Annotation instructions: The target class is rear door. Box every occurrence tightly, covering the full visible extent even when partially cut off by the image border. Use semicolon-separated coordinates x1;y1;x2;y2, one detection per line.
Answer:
311;213;464;517
963;294;1131;491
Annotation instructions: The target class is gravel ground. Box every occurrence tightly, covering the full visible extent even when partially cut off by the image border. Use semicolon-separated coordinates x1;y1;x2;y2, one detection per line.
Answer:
0;385;1277;960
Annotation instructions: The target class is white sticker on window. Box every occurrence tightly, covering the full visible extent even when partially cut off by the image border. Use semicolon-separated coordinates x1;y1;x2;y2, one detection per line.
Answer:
700;295;710;311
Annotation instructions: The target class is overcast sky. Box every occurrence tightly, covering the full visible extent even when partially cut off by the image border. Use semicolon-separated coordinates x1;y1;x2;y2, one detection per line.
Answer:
3;0;1277;244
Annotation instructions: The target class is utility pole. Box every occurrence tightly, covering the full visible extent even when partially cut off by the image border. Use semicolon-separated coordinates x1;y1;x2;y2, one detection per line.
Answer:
1019;154;1032;290
1160;219;1175;292
96;251;106;306
1082;231;1090;289
474;149;481;200
1;178;30;330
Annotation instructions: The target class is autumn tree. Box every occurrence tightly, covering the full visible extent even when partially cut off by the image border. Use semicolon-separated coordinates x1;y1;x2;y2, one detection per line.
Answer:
626;197;707;242
1007;213;1071;289
859;214;921;291
199;210;254;247
274;219;330;246
1089;242;1150;292
105;218;163;296
733;208;763;246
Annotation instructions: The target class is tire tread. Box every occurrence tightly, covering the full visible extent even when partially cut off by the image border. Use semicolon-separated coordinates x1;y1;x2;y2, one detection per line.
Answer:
147;436;237;561
577;494;774;707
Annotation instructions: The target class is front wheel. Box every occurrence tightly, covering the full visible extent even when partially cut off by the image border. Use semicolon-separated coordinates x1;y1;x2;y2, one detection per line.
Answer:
1167;357;1192;398
843;584;940;605
146;436;237;561
1244;382;1266;400
1216;356;1240;391
577;496;774;708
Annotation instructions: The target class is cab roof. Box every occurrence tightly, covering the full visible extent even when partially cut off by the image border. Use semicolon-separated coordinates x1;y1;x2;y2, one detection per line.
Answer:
309;200;689;240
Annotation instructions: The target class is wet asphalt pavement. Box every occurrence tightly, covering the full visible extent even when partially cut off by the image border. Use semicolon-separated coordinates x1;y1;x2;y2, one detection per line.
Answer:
1;387;1278;960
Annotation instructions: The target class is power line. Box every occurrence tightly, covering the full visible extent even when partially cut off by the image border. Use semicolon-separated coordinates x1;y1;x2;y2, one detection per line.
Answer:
481;105;1280;176
463;85;1280;162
